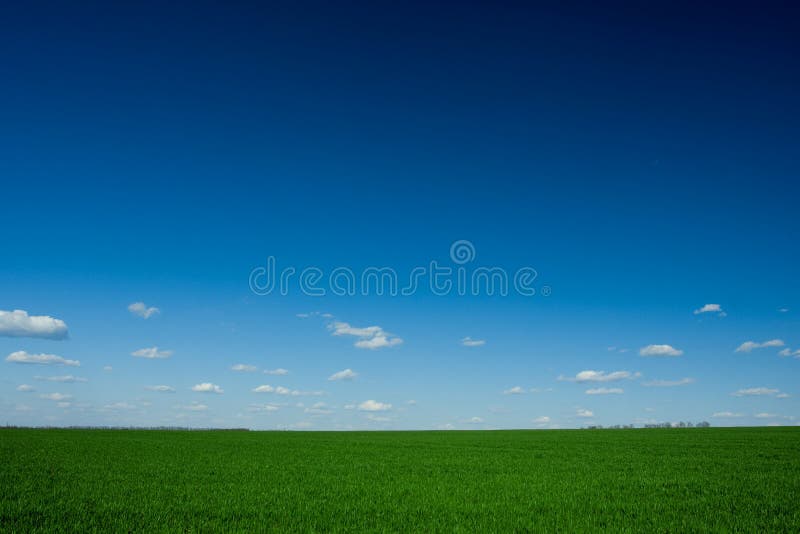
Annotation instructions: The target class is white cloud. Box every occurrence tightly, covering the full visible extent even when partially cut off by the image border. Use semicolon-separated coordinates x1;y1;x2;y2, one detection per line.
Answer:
128;302;160;319
576;409;594;418
131;347;173;359
354;335;403;349
533;416;551;424
0;309;68;339
465;416;484;424
264;368;289;375
639;344;683;357
561;370;639;383
406;400;417;405
358;400;392;412
712;411;744;418
735;339;785;353
6;351;80;367
252;384;322;396
503;386;524;395
329;321;402;350
778;348;800;358
461;337;486;347
343;404;356;410
145;385;175;392
34;375;87;383
103;366;113;372
231;364;257;372
642;377;695;387
776;393;791;399
585;387;623;395
16;384;35;392
328;368;358;381
40;393;72;401
191;383;223;394
732;387;780;397
694;304;723;315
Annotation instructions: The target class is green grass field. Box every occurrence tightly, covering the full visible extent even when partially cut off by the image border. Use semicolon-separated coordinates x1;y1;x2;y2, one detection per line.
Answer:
2;427;799;532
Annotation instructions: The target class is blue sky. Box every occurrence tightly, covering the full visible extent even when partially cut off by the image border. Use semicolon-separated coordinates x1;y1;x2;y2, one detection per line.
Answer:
1;2;798;429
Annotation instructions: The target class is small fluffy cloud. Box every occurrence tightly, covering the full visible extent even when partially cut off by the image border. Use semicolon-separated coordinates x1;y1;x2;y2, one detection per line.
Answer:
231;364;257;372
465;416;484;424
6;351;80;367
639;344;683;357
532;416;551;424
40;393;72;401
735;339;784;353
576;409;594;418
264;368;289;375
694;304;724;315
145;385;175;392
329;321;402;350
252;385;275;393
503;386;524;395
34;375;87;383
328;368;358;381
131;347;173;359
358;400;392;412
778;348;800;358
128;302;160;319
191;383;223;394
642;378;695;387
712;411;744;418
461;337;486;347
0;310;68;339
732;387;780;397
585;387;623;395
103;366;113;372
561;370;639;383
16;384;35;392
776;393;791;399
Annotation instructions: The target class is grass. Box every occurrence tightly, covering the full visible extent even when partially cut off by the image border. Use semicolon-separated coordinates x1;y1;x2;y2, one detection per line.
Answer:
1;427;799;532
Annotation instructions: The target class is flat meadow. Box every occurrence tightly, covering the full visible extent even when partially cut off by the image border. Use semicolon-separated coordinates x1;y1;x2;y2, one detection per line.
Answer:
1;427;799;531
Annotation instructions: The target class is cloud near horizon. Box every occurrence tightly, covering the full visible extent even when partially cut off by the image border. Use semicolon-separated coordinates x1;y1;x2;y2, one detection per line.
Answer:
735;339;784;353
328;368;358;381
191;383;224;394
694;303;725;315
131;347;173;359
358;400;392;411
0;309;68;339
128;302;160;319
461;337;486;347
329;321;403;349
639;344;683;357
560;370;639;383
6;351;80;367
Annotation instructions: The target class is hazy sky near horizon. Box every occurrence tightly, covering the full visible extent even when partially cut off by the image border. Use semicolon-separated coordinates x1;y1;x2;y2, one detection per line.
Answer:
1;2;798;429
